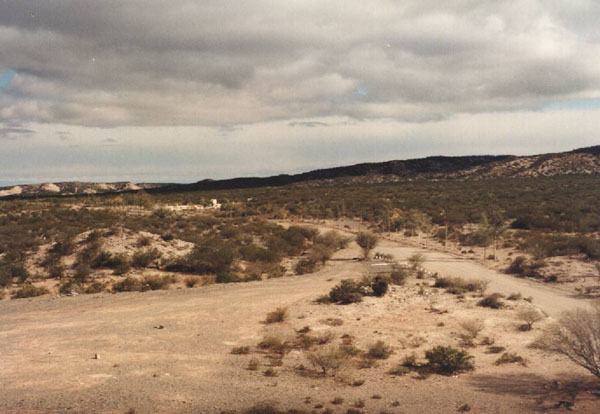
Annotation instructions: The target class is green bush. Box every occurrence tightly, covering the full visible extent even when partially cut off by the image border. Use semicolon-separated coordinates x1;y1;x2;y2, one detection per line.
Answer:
329;279;364;304
371;277;388;297
356;231;379;259
425;346;475;375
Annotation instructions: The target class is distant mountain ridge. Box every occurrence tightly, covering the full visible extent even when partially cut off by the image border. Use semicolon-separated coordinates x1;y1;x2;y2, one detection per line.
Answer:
1;145;599;198
154;145;600;192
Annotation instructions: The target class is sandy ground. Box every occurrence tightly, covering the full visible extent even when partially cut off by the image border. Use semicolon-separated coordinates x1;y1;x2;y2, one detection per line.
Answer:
1;225;599;414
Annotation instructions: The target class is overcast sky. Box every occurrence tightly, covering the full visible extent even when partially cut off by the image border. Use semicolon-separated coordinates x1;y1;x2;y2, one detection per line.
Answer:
1;0;599;185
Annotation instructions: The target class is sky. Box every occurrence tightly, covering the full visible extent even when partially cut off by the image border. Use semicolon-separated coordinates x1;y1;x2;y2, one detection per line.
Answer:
1;0;599;186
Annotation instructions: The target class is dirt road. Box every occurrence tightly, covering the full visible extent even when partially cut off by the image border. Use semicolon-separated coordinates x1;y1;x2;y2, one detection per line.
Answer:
0;224;595;413
290;220;592;318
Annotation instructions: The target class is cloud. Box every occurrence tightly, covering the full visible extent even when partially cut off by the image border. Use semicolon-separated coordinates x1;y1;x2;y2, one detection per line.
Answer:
0;0;599;128
289;121;329;127
0;127;34;140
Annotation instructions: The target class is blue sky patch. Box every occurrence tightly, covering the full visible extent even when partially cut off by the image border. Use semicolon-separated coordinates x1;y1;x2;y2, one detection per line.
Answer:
544;97;600;111
0;69;16;91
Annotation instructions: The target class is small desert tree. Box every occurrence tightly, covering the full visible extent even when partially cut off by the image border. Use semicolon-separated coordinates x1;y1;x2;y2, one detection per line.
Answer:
517;308;544;331
355;231;379;259
535;302;600;378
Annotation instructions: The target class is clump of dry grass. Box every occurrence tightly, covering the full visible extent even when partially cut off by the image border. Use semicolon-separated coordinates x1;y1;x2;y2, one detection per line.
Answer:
265;307;288;324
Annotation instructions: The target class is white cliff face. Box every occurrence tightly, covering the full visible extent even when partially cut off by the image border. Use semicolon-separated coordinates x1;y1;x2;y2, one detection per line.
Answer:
41;183;61;192
125;182;141;191
0;186;22;197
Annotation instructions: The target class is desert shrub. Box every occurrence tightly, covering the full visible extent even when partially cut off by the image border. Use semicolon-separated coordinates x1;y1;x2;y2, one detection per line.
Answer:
9;263;30;284
294;333;316;350
265;307;288;324
495;352;527;366
112;277;145;292
247;358;260;371
48;263;65;279
307;348;349;375
73;263;91;283
371;277;388;297
185;276;201;287
433;276;487;295
459;319;484;347
355;231;378;259
131;248;161;268
0;267;11;287
168;242;235;275
478;293;504;309
263;368;277;377
257;336;288;354
113;257;131;275
425;346;475;375
240;244;280;263
533;302;600;378
294;257;317;275
50;237;75;257
519;234;600;260
388;365;410;376
310;243;335;265
389;267;408;285
486;346;506;354
507;292;522;301
231;346;250;355
366;341;393;359
142;275;175;290
246;262;285;280
13;284;49;299
58;279;81;295
517;308;544;331
75;241;102;267
85;281;107;294
86;230;102;243
506;256;544;278
353;399;365;408
93;251;128;269
329;279;364;304
331;397;344;405
317;231;351;250
408;253;425;269
137;235;152;246
215;272;242;283
243;402;282;414
161;233;174;242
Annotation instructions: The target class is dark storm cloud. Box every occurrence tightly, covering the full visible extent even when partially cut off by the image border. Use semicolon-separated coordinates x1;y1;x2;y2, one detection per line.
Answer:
1;0;599;127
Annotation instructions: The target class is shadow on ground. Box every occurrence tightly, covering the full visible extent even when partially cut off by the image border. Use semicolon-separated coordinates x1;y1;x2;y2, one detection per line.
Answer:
469;373;600;412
